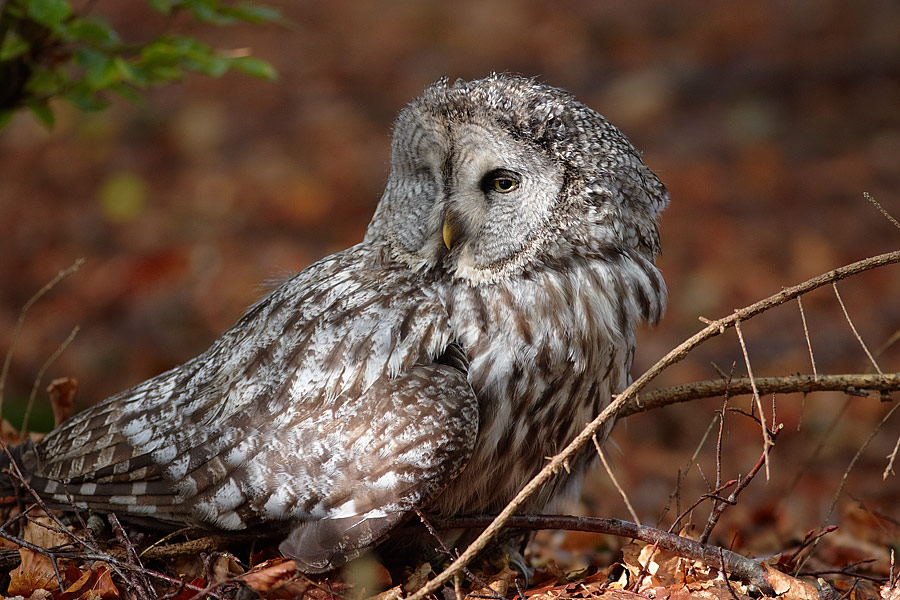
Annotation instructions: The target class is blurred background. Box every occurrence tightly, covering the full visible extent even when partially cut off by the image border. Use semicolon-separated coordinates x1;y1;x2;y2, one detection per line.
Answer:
1;0;898;569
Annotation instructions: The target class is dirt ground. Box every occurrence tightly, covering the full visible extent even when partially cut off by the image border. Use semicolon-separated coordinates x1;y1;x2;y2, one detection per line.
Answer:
1;0;898;594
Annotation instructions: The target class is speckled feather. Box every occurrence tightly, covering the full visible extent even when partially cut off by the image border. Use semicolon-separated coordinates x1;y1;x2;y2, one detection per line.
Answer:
12;74;667;573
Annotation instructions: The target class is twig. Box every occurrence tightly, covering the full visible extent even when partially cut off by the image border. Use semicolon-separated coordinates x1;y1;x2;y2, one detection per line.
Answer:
412;508;501;600
785;526;838;565
667;479;736;535
832;283;883;375
592;435;640;525
109;513;155;600
405;250;900;600
0;258;84;420
657;413;719;529
884;433;900;480
21;326;79;435
699;430;775;544
624;373;900;417
864;192;900;231
823;399;900;525
733;320;772;480
434;514;776;595
797;296;818;381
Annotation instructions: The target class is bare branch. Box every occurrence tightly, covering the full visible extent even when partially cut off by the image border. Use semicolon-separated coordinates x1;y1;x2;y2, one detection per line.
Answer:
622;373;900;417
434;514;776;595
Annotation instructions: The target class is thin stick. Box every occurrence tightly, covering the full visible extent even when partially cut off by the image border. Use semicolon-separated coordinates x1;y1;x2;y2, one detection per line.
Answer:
734;320;772;479
592;435;640;525
405;250;900;600
20;326;79;435
797;297;818;381
0;258;84;420
823;400;900;525
833;282;883;375
864;192;900;231
658;414;719;529
884;433;900;480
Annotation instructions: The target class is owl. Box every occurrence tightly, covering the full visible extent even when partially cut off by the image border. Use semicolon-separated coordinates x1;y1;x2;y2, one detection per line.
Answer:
7;74;667;573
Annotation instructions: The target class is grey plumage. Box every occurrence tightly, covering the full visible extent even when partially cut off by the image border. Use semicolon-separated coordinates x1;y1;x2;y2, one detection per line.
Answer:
12;74;667;573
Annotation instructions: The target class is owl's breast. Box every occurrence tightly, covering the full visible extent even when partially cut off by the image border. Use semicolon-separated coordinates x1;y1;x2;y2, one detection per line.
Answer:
432;260;641;516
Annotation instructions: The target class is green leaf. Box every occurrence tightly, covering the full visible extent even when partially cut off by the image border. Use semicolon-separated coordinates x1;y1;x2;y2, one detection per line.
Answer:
27;100;55;127
63;17;120;45
25;65;64;96
220;3;283;24
76;47;119;89
113;56;146;86
228;55;276;80
108;82;143;103
187;0;239;25
0;30;30;62
65;85;109;110
26;0;73;27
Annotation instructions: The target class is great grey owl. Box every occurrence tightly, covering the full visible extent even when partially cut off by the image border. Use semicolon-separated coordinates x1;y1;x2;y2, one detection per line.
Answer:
6;74;667;573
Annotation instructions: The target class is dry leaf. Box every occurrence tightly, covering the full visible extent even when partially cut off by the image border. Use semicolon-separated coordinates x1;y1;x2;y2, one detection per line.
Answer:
211;553;245;582
241;558;299;592
47;377;78;426
61;567;94;597
881;579;900;600
7;512;71;597
762;564;819;600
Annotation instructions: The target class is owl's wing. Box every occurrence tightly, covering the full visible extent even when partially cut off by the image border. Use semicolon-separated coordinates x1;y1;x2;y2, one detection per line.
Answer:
274;353;477;572
16;246;478;570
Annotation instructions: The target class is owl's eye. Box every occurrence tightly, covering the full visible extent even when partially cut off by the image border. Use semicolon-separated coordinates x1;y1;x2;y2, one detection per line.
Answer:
482;169;520;194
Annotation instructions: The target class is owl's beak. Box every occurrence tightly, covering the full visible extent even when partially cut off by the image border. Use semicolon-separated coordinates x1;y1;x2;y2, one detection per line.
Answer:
442;218;456;250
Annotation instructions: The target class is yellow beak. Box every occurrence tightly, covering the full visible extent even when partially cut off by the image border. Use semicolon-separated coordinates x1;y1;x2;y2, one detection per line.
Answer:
442;218;455;250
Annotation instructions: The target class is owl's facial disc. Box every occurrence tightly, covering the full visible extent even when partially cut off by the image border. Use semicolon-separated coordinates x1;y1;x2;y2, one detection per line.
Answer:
435;122;565;284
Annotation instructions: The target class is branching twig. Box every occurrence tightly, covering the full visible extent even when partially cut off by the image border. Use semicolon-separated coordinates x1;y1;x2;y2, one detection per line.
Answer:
405;250;900;600
699;429;775;544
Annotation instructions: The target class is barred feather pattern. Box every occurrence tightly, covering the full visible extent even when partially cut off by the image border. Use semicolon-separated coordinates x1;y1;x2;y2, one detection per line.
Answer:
12;74;668;573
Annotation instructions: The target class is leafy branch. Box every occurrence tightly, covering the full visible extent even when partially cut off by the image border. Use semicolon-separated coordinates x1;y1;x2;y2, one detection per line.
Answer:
0;0;280;128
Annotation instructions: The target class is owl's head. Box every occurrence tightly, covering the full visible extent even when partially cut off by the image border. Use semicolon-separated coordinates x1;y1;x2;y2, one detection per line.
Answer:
365;74;668;285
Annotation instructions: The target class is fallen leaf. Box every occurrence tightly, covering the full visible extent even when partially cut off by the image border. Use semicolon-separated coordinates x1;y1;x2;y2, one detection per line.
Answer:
240;558;298;593
47;377;78;426
7;511;71;597
762;564;819;600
